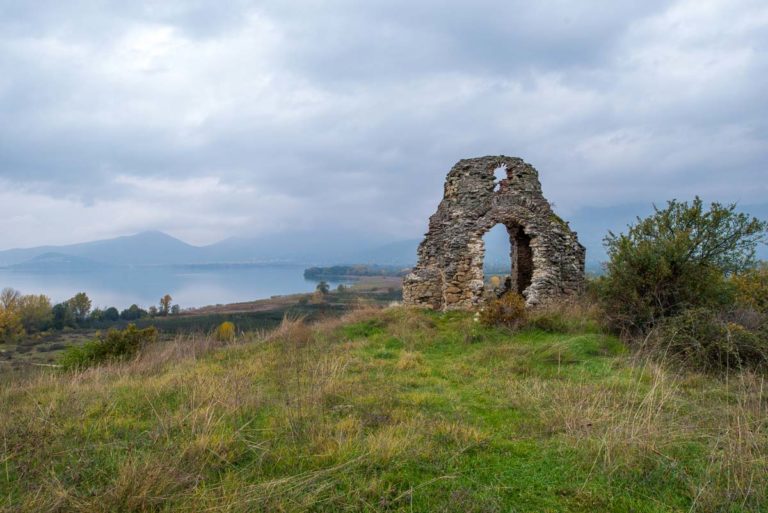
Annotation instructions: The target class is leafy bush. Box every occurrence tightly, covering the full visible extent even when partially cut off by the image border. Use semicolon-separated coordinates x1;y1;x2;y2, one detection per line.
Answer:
732;263;768;313
215;321;236;342
60;324;158;370
600;197;767;335
479;293;527;329
649;308;768;373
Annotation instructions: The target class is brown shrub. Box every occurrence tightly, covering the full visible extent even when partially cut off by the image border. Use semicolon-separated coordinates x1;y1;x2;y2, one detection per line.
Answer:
479;293;527;329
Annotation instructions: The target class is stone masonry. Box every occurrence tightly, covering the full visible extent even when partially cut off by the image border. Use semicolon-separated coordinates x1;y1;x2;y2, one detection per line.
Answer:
403;156;585;310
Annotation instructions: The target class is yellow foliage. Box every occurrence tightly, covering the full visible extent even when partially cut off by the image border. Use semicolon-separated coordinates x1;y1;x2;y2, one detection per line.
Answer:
732;264;768;313
215;321;236;342
0;306;24;343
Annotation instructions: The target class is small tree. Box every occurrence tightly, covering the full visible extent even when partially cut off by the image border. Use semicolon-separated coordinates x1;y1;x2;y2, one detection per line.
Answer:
120;304;147;321
316;281;330;295
103;307;120;322
52;303;76;329
159;294;172;316
68;292;92;323
148;306;158;317
170;304;181;315
600;197;767;334
17;294;53;333
0;288;21;310
0;306;23;343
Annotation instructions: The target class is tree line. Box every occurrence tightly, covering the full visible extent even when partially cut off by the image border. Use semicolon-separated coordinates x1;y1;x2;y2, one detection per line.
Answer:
0;290;180;343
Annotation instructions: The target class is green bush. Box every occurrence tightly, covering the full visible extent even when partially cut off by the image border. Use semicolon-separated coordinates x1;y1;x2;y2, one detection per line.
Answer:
600;197;766;335
650;308;768;373
60;324;158;370
479;293;527;329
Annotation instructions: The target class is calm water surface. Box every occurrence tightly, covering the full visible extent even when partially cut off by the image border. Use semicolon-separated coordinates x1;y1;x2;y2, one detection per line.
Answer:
0;265;348;310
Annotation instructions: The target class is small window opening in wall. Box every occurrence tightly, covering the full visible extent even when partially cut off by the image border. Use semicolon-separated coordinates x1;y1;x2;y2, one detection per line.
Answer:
493;164;508;191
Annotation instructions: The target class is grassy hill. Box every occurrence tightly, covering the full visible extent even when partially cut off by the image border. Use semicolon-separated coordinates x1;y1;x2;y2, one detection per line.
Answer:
1;306;765;512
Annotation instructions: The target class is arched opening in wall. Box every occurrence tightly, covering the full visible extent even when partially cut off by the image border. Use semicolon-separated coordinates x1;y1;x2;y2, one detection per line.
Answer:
482;223;534;298
493;164;507;191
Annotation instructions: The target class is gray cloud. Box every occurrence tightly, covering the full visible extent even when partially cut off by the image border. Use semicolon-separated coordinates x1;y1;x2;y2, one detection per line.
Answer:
0;0;766;249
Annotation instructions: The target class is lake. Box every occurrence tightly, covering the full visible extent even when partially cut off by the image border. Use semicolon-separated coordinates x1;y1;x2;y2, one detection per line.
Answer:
0;265;350;310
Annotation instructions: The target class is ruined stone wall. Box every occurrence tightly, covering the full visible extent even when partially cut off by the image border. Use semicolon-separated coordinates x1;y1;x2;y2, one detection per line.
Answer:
403;156;585;310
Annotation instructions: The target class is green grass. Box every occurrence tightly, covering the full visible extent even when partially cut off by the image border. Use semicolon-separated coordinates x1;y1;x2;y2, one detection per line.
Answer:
1;307;766;512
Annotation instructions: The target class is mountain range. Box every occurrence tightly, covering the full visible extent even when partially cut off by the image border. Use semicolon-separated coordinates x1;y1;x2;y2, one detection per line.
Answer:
1;203;765;271
0;231;423;269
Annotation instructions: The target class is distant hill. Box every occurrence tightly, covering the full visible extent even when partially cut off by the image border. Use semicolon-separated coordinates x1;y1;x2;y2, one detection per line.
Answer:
0;231;417;269
0;231;200;267
9;252;108;272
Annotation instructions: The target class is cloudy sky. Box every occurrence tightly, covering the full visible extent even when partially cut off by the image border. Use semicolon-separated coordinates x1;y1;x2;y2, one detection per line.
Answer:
1;0;766;250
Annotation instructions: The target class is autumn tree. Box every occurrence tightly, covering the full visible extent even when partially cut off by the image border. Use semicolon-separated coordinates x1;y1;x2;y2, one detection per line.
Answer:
159;294;172;316
0;288;21;310
0;307;23;343
68;292;92;323
17;294;53;333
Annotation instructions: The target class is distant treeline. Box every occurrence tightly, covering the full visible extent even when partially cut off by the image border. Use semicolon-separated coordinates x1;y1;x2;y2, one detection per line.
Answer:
0;288;181;342
304;265;409;280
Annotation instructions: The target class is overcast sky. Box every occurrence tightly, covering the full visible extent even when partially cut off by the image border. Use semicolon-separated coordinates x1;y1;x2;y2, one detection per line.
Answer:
1;0;766;249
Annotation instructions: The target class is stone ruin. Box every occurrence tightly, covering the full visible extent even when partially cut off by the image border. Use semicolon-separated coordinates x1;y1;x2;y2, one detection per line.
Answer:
403;156;585;310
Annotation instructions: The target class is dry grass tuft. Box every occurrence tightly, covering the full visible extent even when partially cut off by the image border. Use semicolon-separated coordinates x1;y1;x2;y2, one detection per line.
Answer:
525;296;605;334
506;355;768;511
395;351;424;370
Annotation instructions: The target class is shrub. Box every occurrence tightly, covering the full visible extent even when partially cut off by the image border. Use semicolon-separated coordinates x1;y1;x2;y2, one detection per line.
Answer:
600;198;766;335
60;324;158;370
649;308;768;373
732;263;768;313
479;293;527;329
215;321;236;342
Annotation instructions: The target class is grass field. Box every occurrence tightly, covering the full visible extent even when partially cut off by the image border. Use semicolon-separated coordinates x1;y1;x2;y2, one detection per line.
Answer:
1;306;766;512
